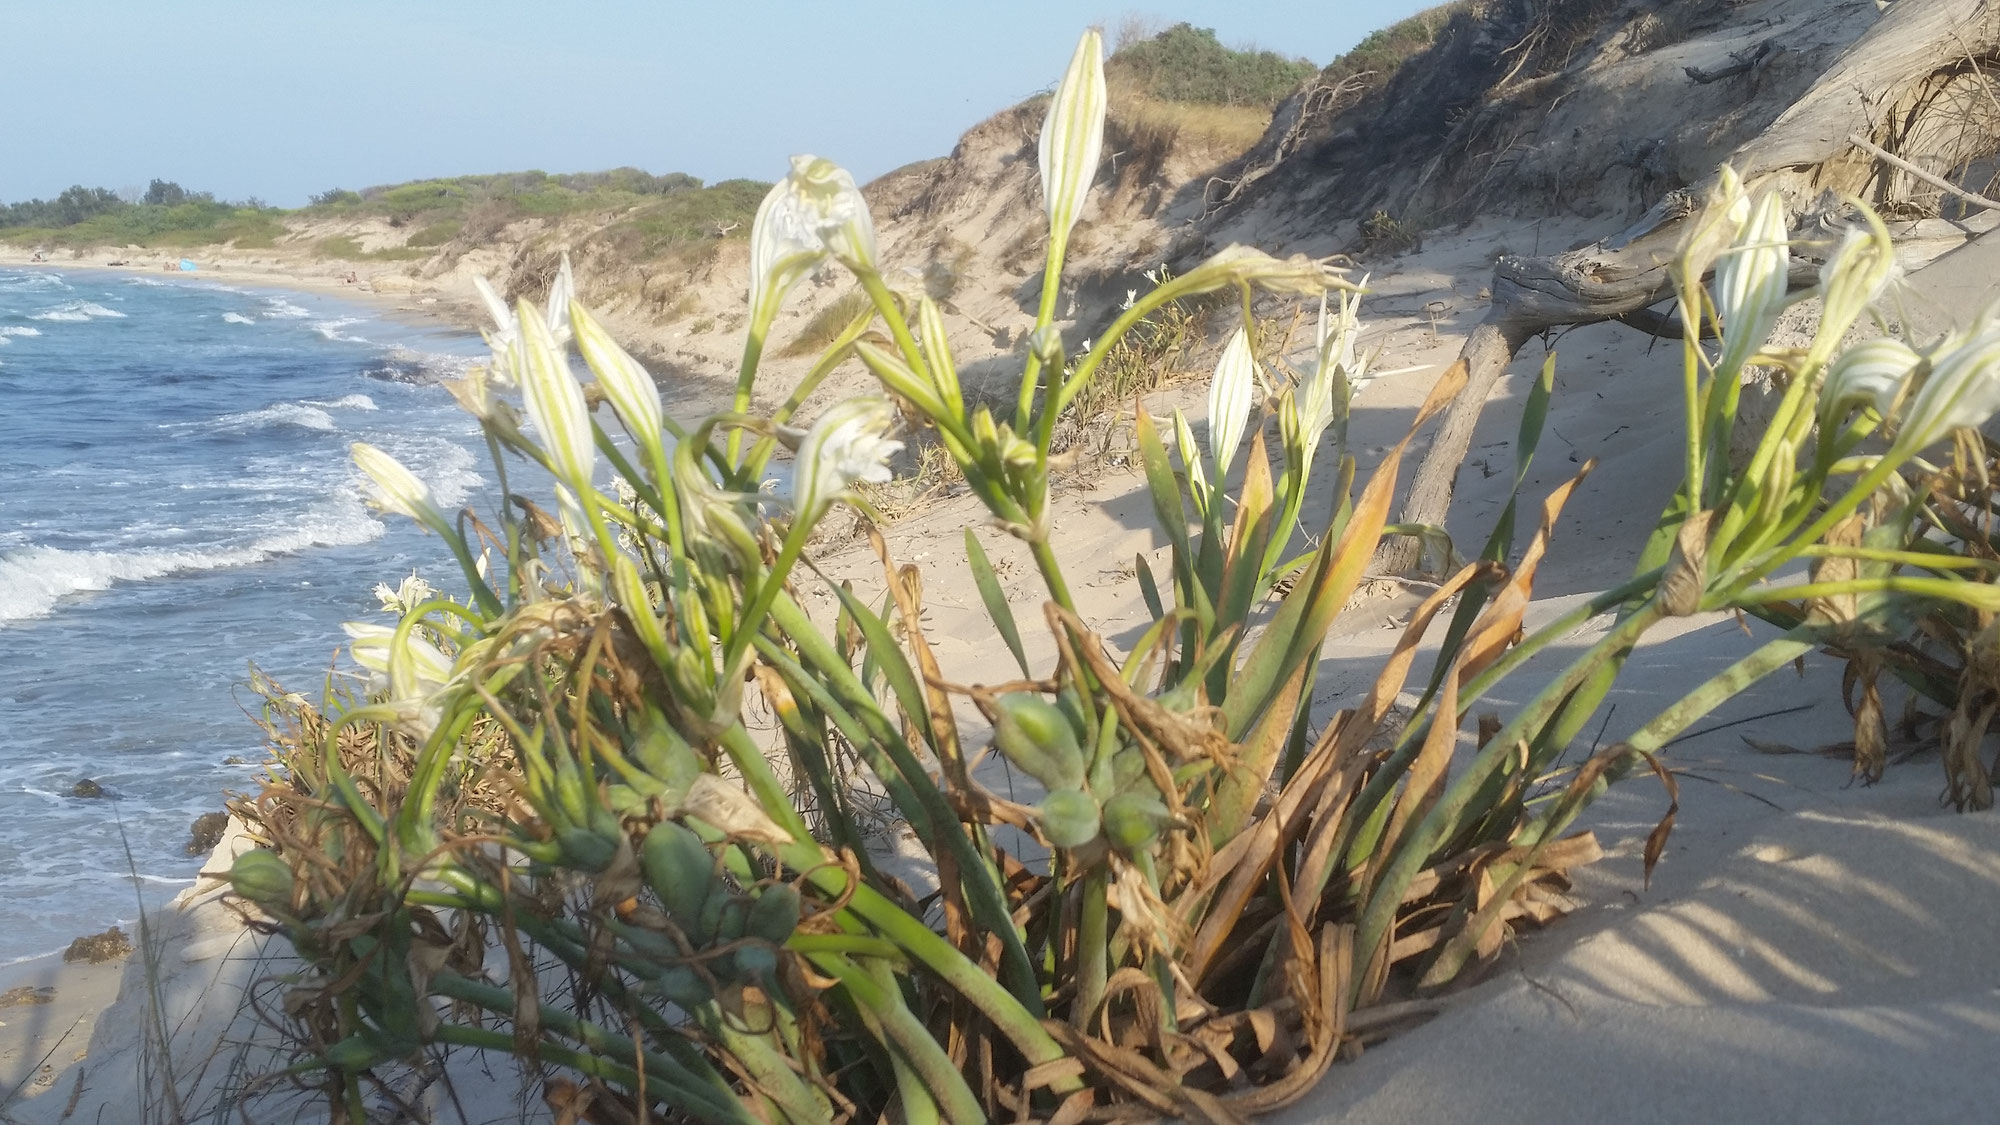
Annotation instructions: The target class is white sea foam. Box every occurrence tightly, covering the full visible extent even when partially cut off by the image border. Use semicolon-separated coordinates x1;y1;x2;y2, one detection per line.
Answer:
220;312;255;325
0;273;71;292
311;316;369;343
28;301;127;322
0;497;386;623
206;403;339;433
304;393;379;411
0;326;40;337
260;297;310;319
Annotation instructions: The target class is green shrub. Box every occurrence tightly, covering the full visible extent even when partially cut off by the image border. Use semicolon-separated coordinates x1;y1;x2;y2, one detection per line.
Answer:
1108;22;1316;107
1323;2;1471;89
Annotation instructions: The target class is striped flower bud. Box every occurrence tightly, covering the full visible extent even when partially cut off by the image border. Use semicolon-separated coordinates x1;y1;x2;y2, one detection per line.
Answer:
351;442;452;536
517;299;595;488
1039;29;1107;245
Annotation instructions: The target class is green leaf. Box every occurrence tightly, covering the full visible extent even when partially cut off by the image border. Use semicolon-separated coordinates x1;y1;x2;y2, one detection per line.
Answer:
964;528;1031;678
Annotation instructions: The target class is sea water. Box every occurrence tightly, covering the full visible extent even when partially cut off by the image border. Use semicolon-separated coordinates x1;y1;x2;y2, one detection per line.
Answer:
0;267;491;962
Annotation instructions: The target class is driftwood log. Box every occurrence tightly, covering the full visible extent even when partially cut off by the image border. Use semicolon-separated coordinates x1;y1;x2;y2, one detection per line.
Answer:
1379;0;2000;574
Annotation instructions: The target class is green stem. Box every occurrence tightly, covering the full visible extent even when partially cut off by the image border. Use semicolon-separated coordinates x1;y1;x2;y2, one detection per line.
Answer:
811;954;986;1125
429;974;759;1125
1073;868;1109;1031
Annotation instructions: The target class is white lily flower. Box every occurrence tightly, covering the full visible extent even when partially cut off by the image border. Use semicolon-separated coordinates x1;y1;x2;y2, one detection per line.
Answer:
342;620;453;738
792;396;904;523
748;155;877;328
1713;189;1791;371
352;442;451;535
1897;320;2000;452
571;300;663;460
1819;337;1918;431
516;299;596;487
1122;288;1138;310
373;572;436;615
1207;325;1257;476
1039;29;1106;245
1808;214;1895;365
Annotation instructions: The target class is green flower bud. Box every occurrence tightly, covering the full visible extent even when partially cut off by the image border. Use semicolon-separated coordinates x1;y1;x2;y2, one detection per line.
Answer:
745;884;803;945
555;826;619;874
992;693;1085;790
1101;791;1171;851
641;821;714;927
228;849;295;912
1038;787;1102;849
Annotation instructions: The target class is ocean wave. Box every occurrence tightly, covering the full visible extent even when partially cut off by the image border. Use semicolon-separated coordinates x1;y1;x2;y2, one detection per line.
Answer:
260;297;309;319
220;312;255;325
311;316;369;343
0;326;41;337
28;301;127;322
304;393;379;411
204;402;339;433
0;273;72;292
0;499;386;623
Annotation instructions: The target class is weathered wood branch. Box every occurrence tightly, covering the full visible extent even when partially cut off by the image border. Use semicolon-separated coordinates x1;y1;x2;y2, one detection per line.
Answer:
1848;133;2000;214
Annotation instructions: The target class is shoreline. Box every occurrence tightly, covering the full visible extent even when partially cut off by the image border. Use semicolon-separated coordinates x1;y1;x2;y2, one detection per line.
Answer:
0;243;482;338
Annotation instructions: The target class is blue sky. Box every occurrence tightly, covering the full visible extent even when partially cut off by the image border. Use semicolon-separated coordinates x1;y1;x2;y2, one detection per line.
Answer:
3;2;1439;207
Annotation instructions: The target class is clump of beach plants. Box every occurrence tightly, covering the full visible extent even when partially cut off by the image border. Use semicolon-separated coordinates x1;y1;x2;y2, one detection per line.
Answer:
232;31;2000;1125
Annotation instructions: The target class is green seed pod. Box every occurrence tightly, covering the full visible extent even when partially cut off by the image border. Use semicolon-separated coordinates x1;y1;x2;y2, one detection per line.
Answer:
1111;744;1148;791
228;849;295;912
555;826;619;873
649;965;712;1006
993;693;1085;790
1038;787;1102;849
732;944;780;981
707;894;750;946
641;821;714;926
1101;791;1171;851
745;884;802;945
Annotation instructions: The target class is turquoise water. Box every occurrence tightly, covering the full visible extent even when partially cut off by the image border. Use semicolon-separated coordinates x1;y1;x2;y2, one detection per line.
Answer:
0;267;489;961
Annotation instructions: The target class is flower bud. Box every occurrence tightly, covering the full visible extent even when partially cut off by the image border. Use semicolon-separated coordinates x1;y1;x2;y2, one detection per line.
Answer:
351;442;452;536
1038;787;1102;849
1207;325;1256;476
991;693;1084;790
1039;29;1107;245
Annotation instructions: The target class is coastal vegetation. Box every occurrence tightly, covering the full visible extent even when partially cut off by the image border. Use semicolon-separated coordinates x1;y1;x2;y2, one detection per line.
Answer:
224;27;2000;1125
0;179;284;249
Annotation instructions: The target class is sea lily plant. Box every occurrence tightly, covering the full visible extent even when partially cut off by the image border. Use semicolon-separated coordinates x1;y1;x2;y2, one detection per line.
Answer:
234;32;2000;1125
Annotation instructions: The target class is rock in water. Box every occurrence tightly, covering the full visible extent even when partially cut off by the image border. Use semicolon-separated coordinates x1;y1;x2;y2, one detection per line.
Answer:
70;778;105;799
186;811;229;856
62;927;133;964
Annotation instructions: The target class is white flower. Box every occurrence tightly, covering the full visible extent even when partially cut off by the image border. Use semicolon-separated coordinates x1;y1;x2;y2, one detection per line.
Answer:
1122;288;1137;310
1207;325;1257;476
1897;321;2000;452
352;442;451;535
373;572;436;615
571;300;663;460
1819;337;1918;431
1713;189;1791;371
516;300;596;487
1038;29;1106;245
748;155;877;327
342;620;453;738
791;396;904;523
1808;215;1895;365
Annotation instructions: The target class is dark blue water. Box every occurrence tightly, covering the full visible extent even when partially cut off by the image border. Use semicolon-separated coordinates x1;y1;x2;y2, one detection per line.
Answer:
0;267;489;960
